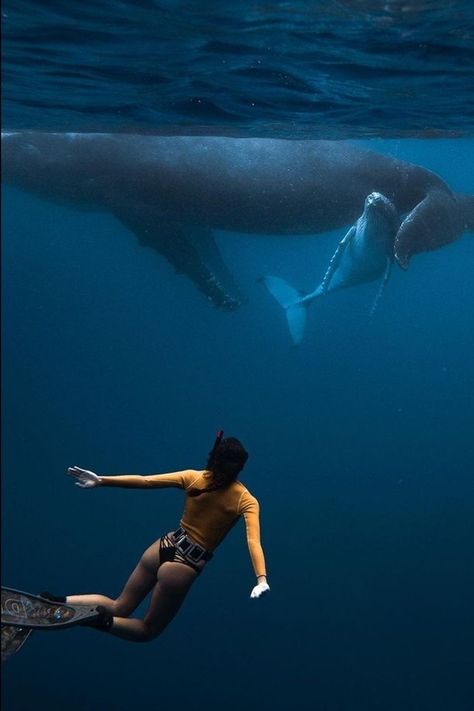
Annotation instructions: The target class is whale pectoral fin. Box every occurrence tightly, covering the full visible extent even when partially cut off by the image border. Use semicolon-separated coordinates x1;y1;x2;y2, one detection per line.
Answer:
370;257;393;317
319;225;356;294
184;225;245;307
394;189;463;269
113;205;241;310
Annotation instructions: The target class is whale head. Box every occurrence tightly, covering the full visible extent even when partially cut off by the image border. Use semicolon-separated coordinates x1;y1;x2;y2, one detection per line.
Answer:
394;188;463;269
358;192;400;254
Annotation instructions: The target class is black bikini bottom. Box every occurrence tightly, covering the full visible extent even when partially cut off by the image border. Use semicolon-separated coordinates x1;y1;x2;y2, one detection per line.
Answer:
159;533;204;574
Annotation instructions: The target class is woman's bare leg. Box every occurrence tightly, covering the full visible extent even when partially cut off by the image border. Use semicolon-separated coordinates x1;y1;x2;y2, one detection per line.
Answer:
67;539;161;616
109;561;200;642
66;539;202;642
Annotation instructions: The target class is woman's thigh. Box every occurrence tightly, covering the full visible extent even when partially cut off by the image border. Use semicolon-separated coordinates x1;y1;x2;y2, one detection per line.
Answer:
143;562;200;635
114;539;162;615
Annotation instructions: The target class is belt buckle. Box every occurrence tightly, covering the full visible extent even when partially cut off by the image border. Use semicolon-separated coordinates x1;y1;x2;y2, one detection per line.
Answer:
175;531;205;562
174;529;186;546
176;537;191;553
187;544;204;562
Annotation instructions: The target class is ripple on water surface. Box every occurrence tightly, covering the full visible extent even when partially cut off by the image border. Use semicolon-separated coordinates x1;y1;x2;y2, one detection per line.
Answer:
1;0;474;137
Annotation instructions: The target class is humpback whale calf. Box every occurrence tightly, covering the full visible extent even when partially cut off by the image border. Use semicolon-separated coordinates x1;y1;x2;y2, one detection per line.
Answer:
2;131;473;309
261;192;400;345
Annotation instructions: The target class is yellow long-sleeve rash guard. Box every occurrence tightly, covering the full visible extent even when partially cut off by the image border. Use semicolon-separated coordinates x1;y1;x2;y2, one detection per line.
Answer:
99;469;267;577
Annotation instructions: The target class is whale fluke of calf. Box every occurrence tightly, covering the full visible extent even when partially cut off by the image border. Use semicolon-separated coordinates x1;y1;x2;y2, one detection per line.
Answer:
2;131;473;309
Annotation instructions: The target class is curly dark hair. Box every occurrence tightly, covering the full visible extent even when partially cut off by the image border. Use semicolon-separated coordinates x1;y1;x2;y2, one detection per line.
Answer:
188;435;248;497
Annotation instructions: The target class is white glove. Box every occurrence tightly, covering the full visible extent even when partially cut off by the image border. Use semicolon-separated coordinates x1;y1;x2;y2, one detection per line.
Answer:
67;466;101;488
250;582;270;599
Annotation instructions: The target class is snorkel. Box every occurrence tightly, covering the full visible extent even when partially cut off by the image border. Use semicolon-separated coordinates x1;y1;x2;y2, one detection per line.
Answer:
206;429;224;472
212;429;224;453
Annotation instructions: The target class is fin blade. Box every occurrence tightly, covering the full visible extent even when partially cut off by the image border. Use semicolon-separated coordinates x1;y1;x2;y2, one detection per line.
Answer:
1;626;32;663
1;587;100;629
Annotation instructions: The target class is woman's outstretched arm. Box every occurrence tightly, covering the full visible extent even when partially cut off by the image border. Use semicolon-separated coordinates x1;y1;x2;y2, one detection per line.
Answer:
67;466;198;489
240;493;270;599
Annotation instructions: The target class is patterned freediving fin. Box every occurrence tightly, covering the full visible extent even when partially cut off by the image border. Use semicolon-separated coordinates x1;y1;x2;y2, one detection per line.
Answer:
1;587;100;630
1;624;32;662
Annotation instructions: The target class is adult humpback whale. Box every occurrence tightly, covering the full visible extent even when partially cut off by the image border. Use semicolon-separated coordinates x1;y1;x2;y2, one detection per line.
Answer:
2;131;473;309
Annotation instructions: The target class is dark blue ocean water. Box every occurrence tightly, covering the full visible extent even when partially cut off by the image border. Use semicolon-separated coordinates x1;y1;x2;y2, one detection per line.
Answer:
2;2;474;711
2;0;474;137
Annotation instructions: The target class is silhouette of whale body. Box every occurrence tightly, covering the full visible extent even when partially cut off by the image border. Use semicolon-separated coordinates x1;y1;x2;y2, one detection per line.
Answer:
2;132;473;309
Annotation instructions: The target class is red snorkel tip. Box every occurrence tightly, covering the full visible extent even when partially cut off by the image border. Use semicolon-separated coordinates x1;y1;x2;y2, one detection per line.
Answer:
211;429;224;454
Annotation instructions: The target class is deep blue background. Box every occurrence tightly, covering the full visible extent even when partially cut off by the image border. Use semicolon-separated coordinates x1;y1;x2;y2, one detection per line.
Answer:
2;138;474;710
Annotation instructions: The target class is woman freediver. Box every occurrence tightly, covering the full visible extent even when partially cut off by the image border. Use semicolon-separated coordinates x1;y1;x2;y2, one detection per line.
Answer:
43;432;269;643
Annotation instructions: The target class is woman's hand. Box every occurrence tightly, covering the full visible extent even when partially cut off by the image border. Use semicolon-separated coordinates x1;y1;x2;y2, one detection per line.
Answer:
67;466;101;489
250;579;270;599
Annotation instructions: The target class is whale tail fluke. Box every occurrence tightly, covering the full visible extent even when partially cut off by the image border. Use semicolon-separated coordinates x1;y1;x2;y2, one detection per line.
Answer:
259;275;308;345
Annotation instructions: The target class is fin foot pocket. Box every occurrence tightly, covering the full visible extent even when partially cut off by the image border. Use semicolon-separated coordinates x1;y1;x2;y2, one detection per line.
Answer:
79;605;113;631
